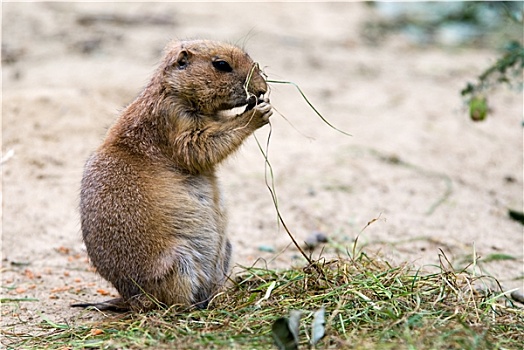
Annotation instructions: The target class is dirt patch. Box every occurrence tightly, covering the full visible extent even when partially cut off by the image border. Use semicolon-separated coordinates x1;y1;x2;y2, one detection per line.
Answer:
2;2;522;338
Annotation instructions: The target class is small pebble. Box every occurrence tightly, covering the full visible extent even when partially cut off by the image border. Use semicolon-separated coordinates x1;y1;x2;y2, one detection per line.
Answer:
258;245;275;253
510;290;524;304
304;232;329;249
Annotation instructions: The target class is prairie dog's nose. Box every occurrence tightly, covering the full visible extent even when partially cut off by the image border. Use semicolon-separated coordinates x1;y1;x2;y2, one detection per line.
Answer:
247;73;267;98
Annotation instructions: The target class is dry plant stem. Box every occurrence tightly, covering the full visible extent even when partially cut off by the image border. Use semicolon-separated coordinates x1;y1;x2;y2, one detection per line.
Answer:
254;124;317;269
266;79;352;137
351;214;382;259
249;77;351;276
272;105;315;140
244;62;259;94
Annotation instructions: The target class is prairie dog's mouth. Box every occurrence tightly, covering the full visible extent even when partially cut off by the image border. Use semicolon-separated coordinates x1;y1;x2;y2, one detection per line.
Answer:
217;104;249;119
217;95;263;119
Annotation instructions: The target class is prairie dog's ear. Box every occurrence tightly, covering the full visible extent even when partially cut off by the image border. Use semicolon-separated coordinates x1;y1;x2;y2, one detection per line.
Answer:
165;44;193;71
175;49;191;70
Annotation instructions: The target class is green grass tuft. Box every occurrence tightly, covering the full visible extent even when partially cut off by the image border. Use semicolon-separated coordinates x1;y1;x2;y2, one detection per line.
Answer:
2;252;523;350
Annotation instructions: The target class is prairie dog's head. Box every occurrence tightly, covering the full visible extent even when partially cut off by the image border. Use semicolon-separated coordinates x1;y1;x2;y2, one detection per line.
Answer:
160;39;268;118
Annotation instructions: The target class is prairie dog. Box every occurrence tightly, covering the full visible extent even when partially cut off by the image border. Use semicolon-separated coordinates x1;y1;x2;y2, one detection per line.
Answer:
77;39;272;311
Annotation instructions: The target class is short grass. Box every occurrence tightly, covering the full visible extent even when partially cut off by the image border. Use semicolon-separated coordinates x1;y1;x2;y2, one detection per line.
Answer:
2;251;523;350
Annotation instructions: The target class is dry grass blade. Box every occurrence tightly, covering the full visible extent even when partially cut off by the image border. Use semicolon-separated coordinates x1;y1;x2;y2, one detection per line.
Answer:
249;76;351;276
253;125;316;269
266;79;352;137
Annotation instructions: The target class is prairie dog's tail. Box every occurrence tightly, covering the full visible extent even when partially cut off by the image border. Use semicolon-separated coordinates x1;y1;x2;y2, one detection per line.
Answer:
71;298;129;312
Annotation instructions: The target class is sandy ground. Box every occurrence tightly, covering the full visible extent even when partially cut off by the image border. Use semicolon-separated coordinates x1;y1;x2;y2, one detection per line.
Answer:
1;2;523;340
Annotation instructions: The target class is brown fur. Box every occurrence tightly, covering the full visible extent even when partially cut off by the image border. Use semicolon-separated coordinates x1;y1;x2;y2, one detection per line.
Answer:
77;39;272;312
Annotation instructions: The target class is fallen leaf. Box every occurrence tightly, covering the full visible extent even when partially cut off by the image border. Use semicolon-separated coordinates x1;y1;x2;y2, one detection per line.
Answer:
288;310;302;345
97;289;110;296
24;269;35;279
272;317;298;350
51;286;72;293
90;328;104;336
311;307;326;345
56;246;70;255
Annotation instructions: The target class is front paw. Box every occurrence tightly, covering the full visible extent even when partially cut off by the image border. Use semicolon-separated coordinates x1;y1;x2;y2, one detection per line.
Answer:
249;101;273;128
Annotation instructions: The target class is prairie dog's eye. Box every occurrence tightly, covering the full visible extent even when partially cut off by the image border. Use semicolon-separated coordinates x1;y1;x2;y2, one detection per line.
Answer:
212;60;233;72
